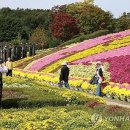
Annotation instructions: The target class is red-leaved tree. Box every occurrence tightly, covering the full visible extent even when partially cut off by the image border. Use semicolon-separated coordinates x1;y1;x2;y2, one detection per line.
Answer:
51;12;80;41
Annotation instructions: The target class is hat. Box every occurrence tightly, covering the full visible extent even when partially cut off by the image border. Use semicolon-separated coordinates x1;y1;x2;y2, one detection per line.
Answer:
61;61;67;66
96;61;102;65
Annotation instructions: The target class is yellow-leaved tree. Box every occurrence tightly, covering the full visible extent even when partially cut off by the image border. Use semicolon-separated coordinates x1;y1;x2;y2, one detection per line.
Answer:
29;26;49;49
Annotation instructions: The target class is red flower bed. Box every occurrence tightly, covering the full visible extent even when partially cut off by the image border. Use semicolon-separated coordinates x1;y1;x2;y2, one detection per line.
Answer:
100;55;130;83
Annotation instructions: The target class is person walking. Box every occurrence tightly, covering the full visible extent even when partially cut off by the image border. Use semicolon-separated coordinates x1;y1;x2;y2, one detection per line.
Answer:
96;61;104;96
6;57;13;77
59;61;70;88
0;59;8;108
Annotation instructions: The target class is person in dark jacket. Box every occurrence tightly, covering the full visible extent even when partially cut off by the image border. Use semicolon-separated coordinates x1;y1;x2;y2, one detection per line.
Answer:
59;61;69;88
96;61;104;96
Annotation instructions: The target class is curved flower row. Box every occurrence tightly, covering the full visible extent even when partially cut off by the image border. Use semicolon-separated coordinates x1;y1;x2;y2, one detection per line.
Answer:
71;45;130;64
13;69;130;103
42;35;130;73
13;56;33;68
28;30;130;71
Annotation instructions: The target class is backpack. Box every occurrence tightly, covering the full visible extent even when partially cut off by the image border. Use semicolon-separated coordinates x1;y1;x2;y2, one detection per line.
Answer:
89;74;98;85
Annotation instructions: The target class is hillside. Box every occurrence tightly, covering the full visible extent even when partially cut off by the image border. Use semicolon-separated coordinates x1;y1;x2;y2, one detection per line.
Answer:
1;30;130;130
12;29;130;104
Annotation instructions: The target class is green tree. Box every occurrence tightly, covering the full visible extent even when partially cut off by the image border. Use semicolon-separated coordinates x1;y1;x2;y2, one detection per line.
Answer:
66;2;113;34
115;13;130;32
29;26;49;49
0;16;23;42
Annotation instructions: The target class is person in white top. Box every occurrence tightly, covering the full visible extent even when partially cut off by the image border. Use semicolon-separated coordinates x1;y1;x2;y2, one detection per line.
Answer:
0;59;8;108
96;61;104;96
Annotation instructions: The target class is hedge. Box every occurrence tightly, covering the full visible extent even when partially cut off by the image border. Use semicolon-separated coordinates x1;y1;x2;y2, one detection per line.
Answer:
59;30;109;47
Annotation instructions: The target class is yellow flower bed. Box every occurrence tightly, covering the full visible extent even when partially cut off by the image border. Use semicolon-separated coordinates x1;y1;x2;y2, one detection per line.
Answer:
0;108;117;130
13;69;86;88
42;35;130;73
13;69;130;101
13;56;33;68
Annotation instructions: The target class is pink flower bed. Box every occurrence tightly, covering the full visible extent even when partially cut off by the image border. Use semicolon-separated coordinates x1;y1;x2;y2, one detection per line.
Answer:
71;45;130;64
28;30;130;71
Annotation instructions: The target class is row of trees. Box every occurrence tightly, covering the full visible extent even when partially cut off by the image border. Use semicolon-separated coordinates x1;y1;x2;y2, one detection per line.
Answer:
0;1;130;49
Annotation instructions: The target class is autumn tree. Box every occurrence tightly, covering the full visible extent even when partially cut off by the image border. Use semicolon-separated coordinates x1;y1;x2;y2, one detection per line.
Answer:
51;12;80;41
29;26;49;49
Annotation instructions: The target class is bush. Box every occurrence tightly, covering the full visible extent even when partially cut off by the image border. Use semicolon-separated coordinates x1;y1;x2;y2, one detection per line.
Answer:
59;30;109;47
49;37;60;48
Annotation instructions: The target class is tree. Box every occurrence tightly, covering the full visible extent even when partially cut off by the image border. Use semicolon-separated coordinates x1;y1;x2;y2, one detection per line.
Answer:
115;13;130;32
29;26;49;49
0;16;23;42
66;2;113;34
51;5;67;13
51;12;80;41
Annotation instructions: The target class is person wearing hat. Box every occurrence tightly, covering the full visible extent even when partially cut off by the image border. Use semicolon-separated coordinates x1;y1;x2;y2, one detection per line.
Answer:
0;59;8;108
95;61;104;96
59;61;70;88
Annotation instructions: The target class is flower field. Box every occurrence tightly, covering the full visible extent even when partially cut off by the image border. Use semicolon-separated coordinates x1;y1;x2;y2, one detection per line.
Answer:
5;29;130;130
0;108;117;130
12;68;130;103
12;29;130;102
28;30;130;71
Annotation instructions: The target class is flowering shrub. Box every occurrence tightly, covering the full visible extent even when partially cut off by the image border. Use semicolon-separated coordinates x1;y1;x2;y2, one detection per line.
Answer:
0;108;116;130
17;120;62;130
62;91;78;105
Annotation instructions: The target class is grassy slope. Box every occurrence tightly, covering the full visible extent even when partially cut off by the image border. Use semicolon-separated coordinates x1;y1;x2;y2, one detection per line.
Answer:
1;77;130;130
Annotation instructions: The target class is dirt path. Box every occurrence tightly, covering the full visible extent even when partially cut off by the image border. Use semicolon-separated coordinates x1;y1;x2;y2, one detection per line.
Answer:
104;97;130;109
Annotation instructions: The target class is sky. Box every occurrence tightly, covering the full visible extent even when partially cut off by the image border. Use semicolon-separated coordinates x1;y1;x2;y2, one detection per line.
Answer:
0;0;130;18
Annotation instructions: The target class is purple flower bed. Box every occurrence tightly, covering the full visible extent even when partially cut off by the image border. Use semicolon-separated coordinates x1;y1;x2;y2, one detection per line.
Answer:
28;30;130;71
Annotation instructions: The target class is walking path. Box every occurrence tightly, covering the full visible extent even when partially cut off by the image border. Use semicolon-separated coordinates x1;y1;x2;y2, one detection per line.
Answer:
105;97;130;109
